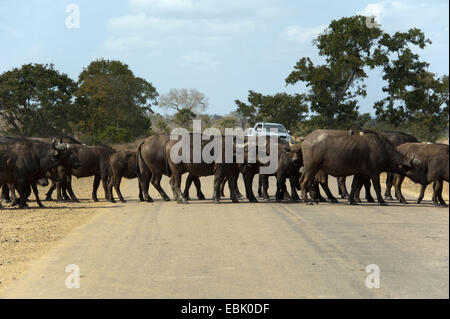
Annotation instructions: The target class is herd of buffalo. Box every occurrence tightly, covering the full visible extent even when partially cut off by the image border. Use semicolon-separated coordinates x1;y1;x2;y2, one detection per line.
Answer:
0;129;448;209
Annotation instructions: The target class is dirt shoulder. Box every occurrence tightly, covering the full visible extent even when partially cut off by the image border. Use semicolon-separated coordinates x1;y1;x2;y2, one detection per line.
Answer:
0;177;114;295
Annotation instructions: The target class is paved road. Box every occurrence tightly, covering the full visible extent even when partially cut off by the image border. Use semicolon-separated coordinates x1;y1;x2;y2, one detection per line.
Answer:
2;176;448;298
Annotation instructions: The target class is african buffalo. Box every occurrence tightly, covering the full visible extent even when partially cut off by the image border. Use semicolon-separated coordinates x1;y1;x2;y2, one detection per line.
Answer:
45;144;116;202
300;129;418;205
108;150;142;203
393;142;449;206
165;133;244;204
0;137;79;208
137;134;205;202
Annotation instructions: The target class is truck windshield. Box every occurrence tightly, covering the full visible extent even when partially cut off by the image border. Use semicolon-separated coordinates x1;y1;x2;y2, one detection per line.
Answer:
263;124;287;133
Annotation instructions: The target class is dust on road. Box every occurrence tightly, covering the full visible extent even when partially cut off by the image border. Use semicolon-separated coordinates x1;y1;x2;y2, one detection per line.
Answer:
0;177;116;295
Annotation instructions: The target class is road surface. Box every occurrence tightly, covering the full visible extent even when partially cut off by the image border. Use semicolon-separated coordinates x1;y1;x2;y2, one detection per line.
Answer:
2;176;448;298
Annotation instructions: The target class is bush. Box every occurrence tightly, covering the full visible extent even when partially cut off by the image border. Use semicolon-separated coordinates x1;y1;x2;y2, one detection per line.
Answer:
97;126;132;144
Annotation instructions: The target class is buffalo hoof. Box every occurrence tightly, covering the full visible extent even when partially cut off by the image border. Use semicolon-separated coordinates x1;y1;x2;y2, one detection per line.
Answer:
120;199;127;203
348;200;358;205
236;194;243;199
110;199;117;203
197;194;206;201
385;195;394;201
38;204;45;208
45;197;53;201
367;197;376;203
379;201;388;206
163;196;170;202
72;199;80;203
146;198;154;203
330;198;338;203
400;199;408;205
19;204;30;209
249;198;258;203
182;194;190;201
416;200;422;204
92;198;99;202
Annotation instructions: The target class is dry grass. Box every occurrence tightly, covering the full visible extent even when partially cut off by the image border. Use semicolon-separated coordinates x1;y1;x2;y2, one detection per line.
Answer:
0;177;116;295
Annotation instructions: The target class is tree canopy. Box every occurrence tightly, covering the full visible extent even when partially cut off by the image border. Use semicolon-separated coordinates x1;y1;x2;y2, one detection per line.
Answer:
74;59;158;143
0;63;76;136
235;91;308;131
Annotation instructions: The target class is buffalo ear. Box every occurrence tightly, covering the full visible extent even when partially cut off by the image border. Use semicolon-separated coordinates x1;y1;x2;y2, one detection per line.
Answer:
409;153;416;167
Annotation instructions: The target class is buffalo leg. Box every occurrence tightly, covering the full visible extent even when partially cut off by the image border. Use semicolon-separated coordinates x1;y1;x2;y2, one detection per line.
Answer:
114;176;126;203
338;177;349;199
354;179;363;203
260;175;270;200
65;176;79;202
275;173;287;202
348;176;363;205
244;172;258;202
151;173;170;201
220;178;226;198
16;181;30;209
170;172;186;204
45;180;56;201
314;182;326;202
1;184;10;202
138;170;153;202
363;178;375;203
370;174;387;205
182;174;194;200
56;181;64;201
108;176;116;203
289;177;300;201
393;174;408;204
257;175;263;198
228;175;239;203
384;172;395;200
138;183;144;201
417;184;427;204
434;179;447;207
92;175;101;202
193;176;206;200
300;168;319;204
31;183;44;208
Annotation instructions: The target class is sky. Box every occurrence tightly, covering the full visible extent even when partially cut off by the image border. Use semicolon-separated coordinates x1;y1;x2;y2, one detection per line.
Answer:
0;0;448;116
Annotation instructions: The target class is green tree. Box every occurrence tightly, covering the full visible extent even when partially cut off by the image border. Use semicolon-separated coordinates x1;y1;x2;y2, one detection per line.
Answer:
75;59;158;143
173;108;196;129
0;63;76;136
373;29;448;141
215;115;239;133
235;91;308;131
151;113;171;134
285;15;383;128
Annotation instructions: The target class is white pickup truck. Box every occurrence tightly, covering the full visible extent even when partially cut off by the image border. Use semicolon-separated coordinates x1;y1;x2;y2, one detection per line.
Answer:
245;122;292;143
